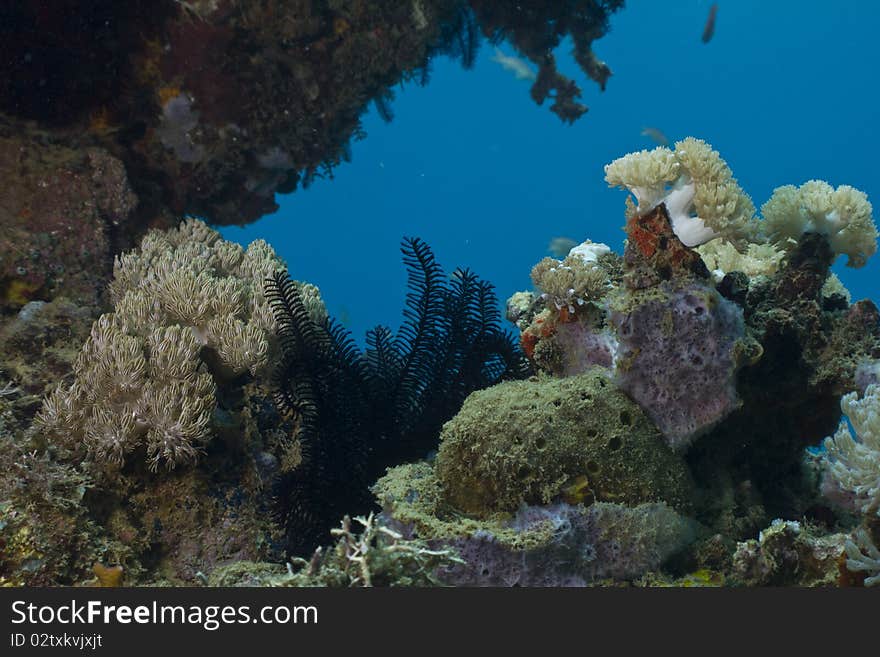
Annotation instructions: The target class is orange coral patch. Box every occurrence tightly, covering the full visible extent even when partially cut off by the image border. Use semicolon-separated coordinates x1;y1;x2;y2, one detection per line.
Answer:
627;213;658;258
539;320;557;338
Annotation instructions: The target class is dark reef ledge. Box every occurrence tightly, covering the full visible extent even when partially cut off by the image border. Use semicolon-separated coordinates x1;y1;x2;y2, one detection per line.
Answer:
0;0;623;314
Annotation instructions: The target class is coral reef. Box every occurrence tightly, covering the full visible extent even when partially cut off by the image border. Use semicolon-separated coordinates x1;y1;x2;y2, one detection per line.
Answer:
97;462;283;583
280;513;463;587
5;124;880;588
685;253;877;533
762;180;876;268
486;136;880;586
515;244;622;376
527;193;762;450
855;359;880;393
696;240;785;283
604;137;758;249
435;371;694;515
842;528;880;586
0;387;109;586
0;221;324;584
17;395;287;586
438;502;694;586
0;299;96;399
0;132;138;313
530;242;610;313
34;218;314;471
208;512;463;588
815;382;880;587
374;463;695;586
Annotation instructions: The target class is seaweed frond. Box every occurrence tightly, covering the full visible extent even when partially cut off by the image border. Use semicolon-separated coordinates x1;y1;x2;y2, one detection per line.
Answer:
266;271;370;553
267;238;530;554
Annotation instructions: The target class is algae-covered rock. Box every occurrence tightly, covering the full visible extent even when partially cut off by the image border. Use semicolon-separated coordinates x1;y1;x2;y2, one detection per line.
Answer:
0;427;107;585
438;501;695;587
208;511;462;588
435;370;694;516
731;519;847;587
207;561;288;587
374;464;696;587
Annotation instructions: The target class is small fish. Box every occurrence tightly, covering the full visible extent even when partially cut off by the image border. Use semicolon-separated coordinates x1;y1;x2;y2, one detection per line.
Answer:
640;126;669;147
702;3;718;44
491;47;536;81
548;236;578;258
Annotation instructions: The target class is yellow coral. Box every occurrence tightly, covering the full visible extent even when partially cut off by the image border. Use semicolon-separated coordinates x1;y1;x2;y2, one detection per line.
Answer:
603;147;680;213
605;137;758;250
697;240;784;280
821;273;851;303
762;180;877;267
673;137;758;247
530;251;609;312
36;218;323;470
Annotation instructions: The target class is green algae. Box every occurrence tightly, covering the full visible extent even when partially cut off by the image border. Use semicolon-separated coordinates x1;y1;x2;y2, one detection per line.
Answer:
434;370;694;517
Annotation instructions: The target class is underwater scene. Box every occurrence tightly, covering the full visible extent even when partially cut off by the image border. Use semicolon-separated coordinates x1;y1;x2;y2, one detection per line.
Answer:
1;0;879;588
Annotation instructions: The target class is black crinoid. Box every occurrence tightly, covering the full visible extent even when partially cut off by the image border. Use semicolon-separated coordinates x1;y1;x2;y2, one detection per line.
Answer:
265;237;530;554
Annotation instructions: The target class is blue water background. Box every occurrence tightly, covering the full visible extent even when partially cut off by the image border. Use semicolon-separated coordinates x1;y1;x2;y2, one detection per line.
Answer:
221;0;879;342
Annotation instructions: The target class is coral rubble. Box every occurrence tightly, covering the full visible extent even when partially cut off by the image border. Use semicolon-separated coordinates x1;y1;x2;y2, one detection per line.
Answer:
731;519;847;587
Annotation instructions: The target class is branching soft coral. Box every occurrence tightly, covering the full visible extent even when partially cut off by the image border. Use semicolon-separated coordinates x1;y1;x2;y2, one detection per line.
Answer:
605;137;758;249
697;238;852;305
761;180;877;268
844;528;880;586
35;218;325;470
697;241;785;282
530;240;611;312
821;384;880;518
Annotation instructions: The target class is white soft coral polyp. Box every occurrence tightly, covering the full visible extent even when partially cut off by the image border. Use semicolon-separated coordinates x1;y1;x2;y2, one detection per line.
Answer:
661;178;719;247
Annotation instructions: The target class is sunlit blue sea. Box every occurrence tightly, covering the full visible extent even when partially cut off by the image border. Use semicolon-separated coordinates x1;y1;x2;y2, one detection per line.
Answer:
221;0;879;343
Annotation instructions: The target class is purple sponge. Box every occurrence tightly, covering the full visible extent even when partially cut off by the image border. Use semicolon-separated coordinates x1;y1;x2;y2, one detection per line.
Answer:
435;502;694;586
612;281;758;449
